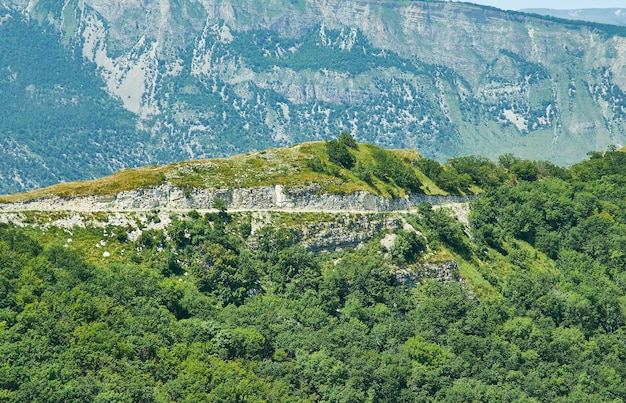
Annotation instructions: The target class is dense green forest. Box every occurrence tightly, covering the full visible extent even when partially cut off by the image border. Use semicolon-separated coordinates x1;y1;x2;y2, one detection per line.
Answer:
1;150;626;401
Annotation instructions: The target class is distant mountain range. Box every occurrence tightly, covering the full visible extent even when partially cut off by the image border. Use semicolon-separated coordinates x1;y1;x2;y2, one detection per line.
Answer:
2;1;626;194
521;8;626;26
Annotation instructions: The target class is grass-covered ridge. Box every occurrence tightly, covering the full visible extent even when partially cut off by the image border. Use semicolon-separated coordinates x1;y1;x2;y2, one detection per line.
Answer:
1;132;583;205
0;136;476;203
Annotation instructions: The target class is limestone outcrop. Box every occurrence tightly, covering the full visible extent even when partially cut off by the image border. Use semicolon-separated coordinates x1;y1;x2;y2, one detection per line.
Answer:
0;183;473;213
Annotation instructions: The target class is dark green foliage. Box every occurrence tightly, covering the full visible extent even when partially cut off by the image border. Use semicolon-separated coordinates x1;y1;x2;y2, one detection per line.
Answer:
232;25;414;75
113;226;130;242
371;147;422;192
187;209;201;219
211;198;228;212
510;160;540;182
536;160;572;181
470;151;626;268
353;161;374;184
435;167;472;193
416;154;516;194
470;150;626;350
497;49;549;83
415;157;444;179
391;230;426;263
498;153;520;169
448;155;507;189
571;150;626;181
306;156;326;173
432;154;571;193
326;139;355;169
2;150;626;401
416;203;471;256
338;131;358;149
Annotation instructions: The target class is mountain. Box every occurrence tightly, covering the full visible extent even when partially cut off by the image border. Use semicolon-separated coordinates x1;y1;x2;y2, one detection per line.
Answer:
521;8;626;26
2;0;626;193
0;12;151;194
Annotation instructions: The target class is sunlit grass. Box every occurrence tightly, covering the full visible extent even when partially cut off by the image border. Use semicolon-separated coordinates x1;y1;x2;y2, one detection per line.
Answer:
0;166;167;202
0;141;454;203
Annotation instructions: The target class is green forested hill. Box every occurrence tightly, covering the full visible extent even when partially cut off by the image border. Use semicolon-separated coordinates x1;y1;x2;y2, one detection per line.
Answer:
0;150;625;401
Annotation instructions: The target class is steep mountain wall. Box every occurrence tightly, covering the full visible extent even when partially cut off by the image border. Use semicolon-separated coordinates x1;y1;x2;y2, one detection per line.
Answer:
2;1;626;192
522;8;626;26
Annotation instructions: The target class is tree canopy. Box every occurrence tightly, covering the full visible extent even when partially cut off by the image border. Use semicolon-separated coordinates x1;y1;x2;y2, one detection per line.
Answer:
1;150;626;401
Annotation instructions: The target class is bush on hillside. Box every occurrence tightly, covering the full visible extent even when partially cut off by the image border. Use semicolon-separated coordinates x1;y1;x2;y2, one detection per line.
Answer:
326;139;355;169
338;131;358;149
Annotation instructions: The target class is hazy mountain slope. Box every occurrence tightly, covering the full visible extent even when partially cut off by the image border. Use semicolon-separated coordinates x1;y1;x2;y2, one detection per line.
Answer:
0;12;151;194
522;8;626;26
3;1;626;193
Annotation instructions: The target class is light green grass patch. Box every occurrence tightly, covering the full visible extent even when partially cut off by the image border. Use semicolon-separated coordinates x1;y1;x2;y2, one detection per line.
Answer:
0;141;470;204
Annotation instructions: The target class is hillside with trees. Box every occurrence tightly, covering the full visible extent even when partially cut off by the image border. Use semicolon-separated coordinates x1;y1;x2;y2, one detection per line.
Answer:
0;145;625;401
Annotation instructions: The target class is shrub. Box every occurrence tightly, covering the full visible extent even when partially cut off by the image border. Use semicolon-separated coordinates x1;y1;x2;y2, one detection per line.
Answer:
353;161;374;184
326;139;355;169
415;158;443;180
306;156;325;173
448;155;506;189
391;230;426;263
371;148;421;192
510;160;539;182
338;131;358;149
212;198;228;212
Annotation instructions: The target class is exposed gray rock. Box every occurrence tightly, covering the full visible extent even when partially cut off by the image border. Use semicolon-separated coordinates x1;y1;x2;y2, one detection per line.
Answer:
0;183;474;213
0;192;468;284
296;214;402;254
395;261;462;287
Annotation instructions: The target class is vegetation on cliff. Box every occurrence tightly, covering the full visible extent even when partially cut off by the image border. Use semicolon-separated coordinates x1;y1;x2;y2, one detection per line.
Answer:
0;148;625;401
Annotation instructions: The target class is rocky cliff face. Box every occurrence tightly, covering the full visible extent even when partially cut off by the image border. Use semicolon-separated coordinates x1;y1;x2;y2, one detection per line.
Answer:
522;8;626;26
0;178;470;283
0;206;406;254
2;0;626;192
0;185;466;280
0;182;472;212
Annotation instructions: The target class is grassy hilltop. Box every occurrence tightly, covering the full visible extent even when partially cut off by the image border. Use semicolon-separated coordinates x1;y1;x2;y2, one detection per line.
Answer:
0;136;483;203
